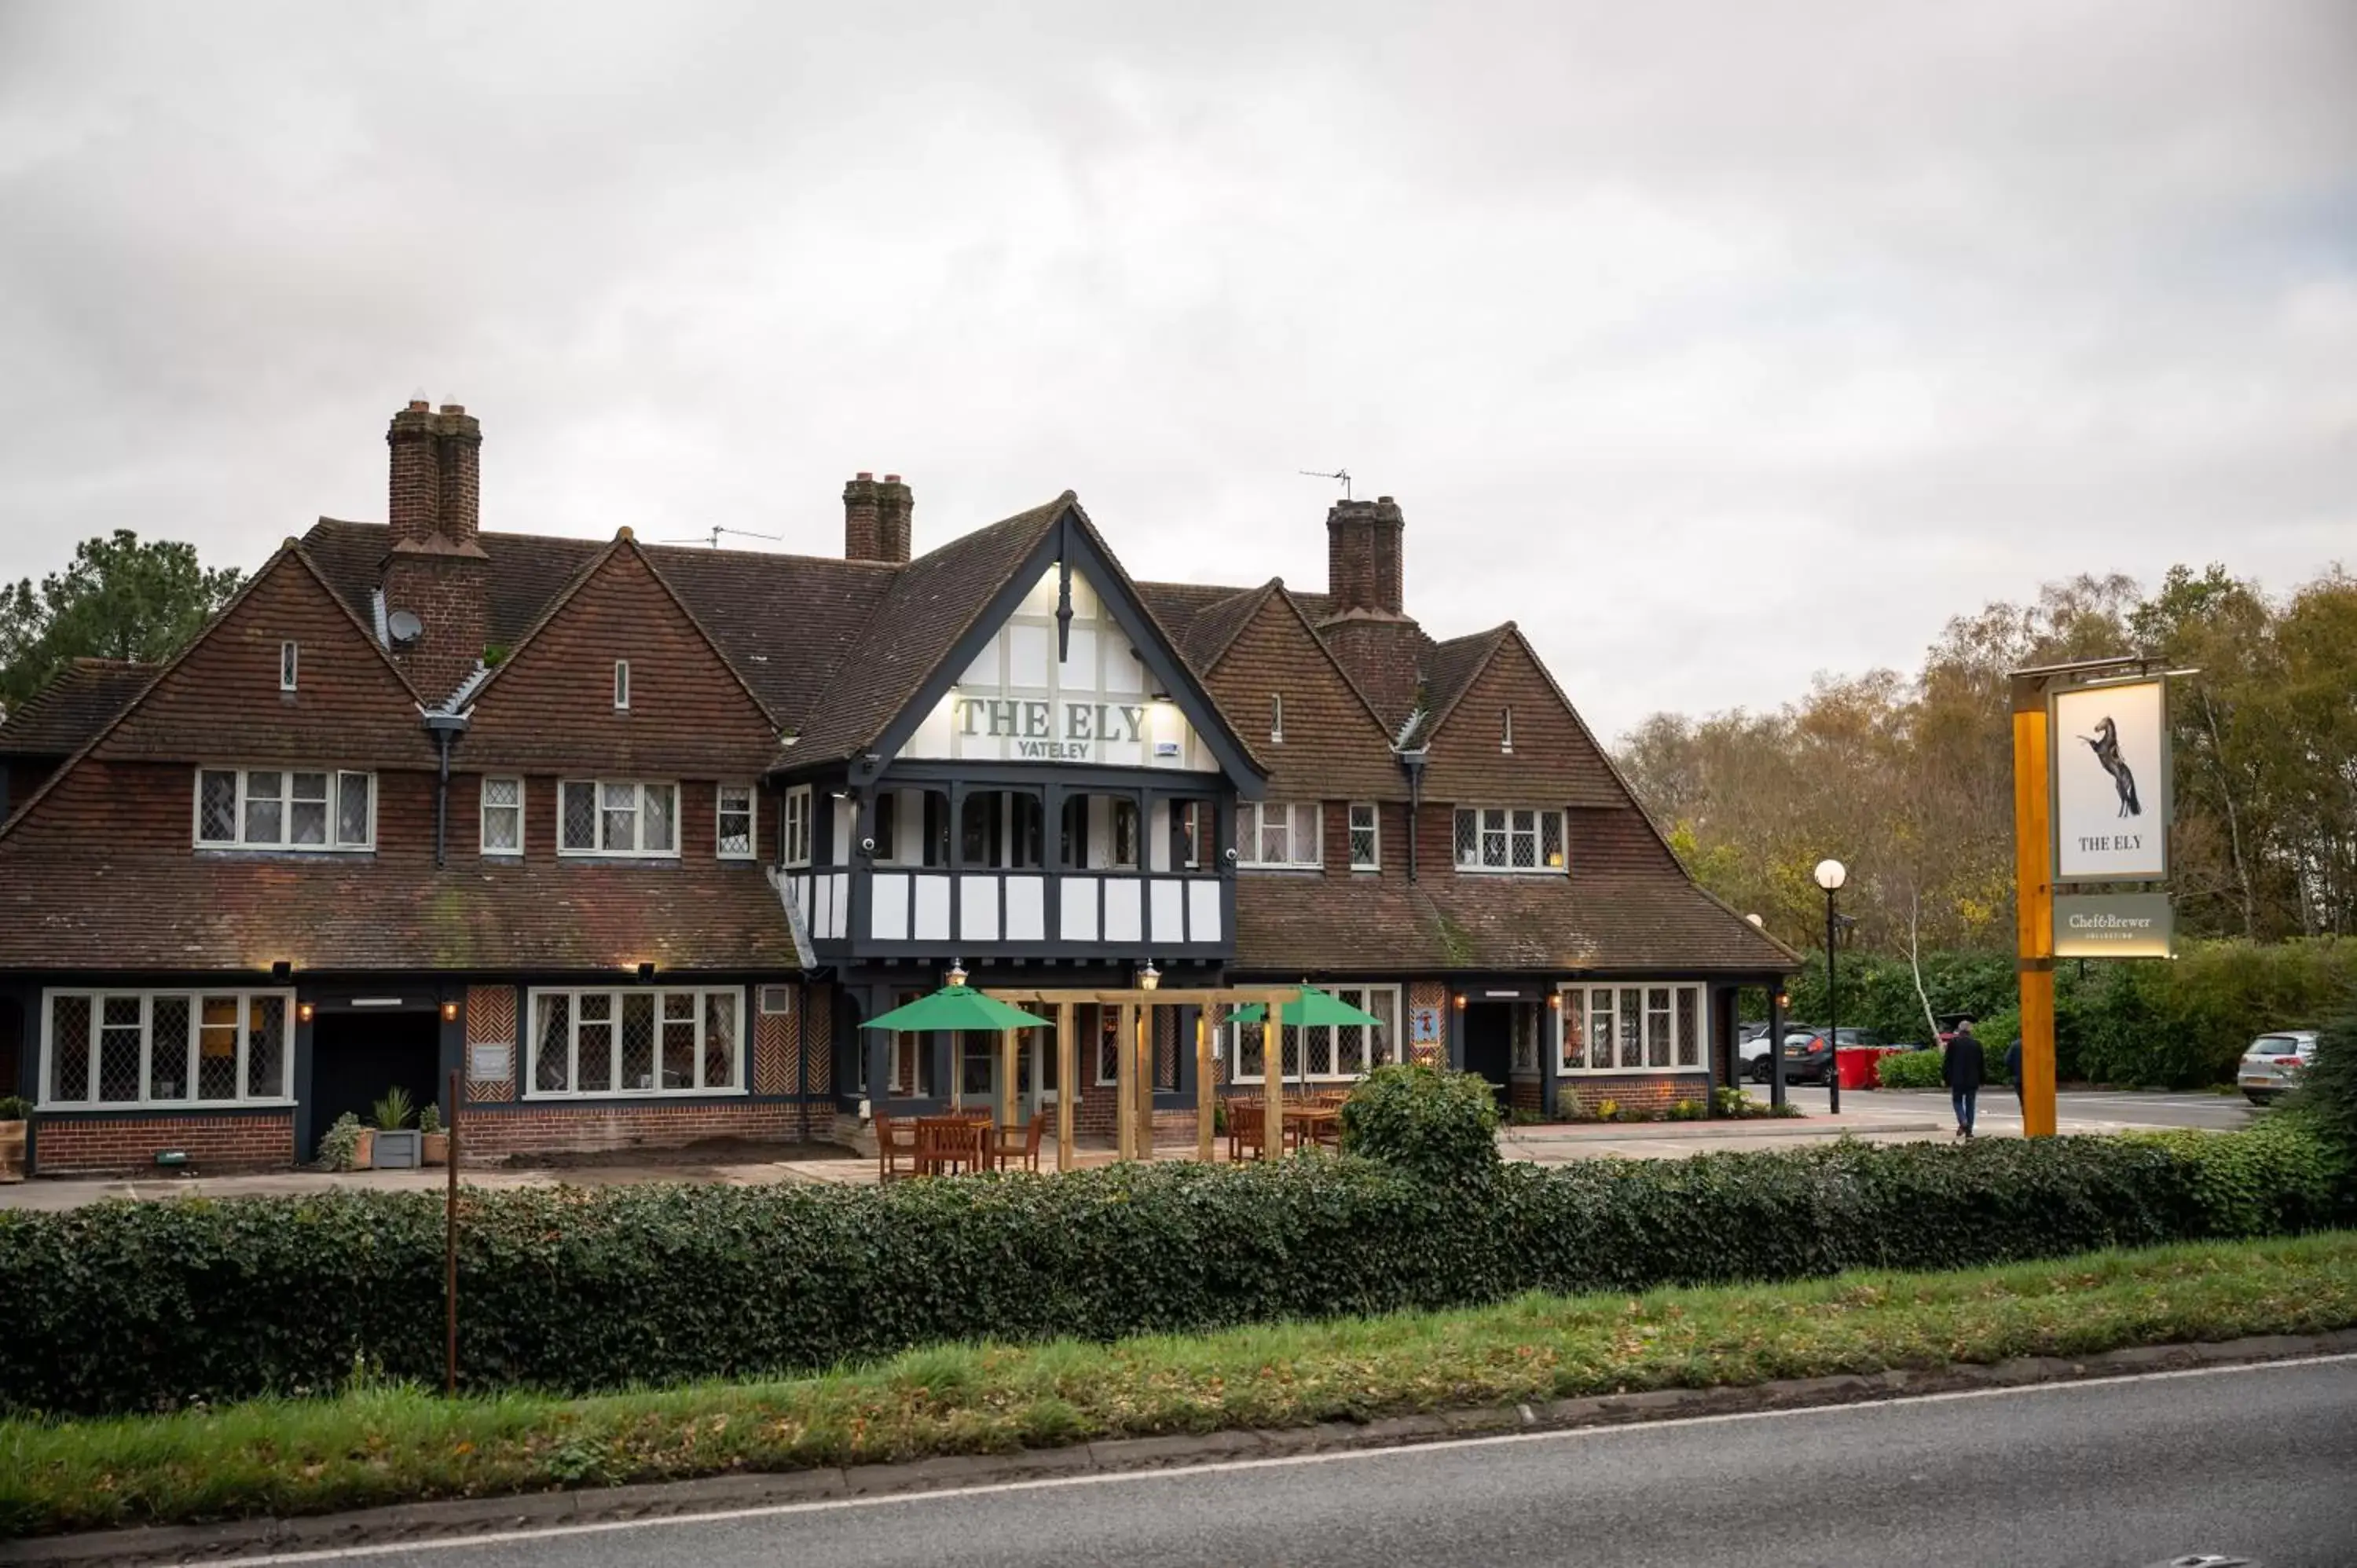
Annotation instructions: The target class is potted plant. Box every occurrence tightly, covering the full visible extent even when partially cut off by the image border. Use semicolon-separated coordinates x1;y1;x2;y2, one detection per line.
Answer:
0;1095;29;1184
370;1087;421;1170
318;1112;368;1171
419;1102;448;1167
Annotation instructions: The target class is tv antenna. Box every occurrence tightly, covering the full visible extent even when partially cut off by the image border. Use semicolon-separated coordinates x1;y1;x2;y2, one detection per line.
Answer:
662;525;785;550
1298;467;1352;501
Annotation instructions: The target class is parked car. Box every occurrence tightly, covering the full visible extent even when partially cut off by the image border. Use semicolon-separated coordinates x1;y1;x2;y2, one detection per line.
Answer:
2238;1030;2320;1105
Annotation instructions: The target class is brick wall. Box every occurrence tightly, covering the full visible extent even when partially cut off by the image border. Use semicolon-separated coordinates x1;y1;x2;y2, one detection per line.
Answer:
456;1099;830;1160
35;1113;295;1175
1556;1074;1710;1116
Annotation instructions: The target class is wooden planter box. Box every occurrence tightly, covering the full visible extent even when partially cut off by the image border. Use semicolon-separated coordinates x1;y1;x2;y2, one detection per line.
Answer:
372;1130;422;1170
0;1119;26;1184
420;1131;449;1167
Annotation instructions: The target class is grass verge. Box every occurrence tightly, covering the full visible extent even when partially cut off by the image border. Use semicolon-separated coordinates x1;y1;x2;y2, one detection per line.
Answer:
5;1229;2353;1539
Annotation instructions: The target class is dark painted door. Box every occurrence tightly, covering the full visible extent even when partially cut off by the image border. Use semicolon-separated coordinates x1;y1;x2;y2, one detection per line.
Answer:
1463;1002;1512;1097
311;1010;441;1151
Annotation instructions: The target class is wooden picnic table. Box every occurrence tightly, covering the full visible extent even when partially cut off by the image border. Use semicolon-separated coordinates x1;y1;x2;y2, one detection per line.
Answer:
913;1112;994;1176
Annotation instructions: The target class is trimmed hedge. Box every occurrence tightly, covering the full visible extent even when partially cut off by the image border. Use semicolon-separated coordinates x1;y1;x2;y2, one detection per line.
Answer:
0;1127;2346;1417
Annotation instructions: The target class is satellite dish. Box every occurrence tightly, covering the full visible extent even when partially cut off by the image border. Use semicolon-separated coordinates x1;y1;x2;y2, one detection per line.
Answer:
387;609;424;647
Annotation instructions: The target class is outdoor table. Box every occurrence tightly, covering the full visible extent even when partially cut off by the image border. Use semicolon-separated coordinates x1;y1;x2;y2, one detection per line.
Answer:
1282;1105;1342;1152
914;1116;990;1177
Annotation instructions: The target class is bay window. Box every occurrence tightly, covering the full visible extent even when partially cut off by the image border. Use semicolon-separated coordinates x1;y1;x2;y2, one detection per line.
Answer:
1557;983;1704;1073
1238;801;1321;869
195;768;373;850
526;987;743;1097
559;780;679;856
41;989;292;1108
1228;984;1399;1082
1452;806;1566;873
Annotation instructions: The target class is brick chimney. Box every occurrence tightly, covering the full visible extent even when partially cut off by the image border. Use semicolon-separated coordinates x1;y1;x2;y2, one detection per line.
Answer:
1318;495;1422;726
845;472;912;565
876;474;913;564
382;400;490;705
1326;496;1406;617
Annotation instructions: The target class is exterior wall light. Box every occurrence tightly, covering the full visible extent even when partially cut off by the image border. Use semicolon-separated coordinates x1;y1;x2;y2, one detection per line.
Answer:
947;961;969;987
636;962;656;984
1547;992;1561;1009
297;1002;316;1024
442;1000;460;1023
270;960;292;983
1139;961;1160;991
1453;993;1467;1011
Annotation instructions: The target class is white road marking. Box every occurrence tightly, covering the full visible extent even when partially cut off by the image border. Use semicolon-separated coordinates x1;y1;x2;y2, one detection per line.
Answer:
211;1353;2357;1565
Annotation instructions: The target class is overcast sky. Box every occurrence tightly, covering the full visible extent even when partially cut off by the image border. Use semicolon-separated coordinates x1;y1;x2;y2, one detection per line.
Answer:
2;1;2351;742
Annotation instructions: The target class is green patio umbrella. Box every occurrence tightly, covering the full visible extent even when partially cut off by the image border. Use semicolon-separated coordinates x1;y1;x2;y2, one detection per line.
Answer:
860;983;1047;1035
1228;985;1386;1096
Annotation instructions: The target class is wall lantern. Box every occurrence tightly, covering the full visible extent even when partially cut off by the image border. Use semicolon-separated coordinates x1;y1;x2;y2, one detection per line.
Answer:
269;960;292;983
1139;960;1160;992
636;961;657;984
1547;992;1561;1009
442;1000;460;1023
296;1002;316;1024
947;961;969;988
1453;993;1468;1011
1775;991;1791;1011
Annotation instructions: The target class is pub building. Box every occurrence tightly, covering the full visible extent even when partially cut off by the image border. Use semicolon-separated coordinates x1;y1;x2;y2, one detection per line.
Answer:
0;401;1793;1174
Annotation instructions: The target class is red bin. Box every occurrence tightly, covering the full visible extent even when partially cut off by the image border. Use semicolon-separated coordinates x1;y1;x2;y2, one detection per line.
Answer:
1835;1046;1881;1090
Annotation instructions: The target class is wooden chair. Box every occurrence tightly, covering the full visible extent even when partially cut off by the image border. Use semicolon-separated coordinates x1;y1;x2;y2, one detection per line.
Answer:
1225;1098;1267;1162
915;1116;988;1177
989;1110;1048;1173
874;1109;918;1182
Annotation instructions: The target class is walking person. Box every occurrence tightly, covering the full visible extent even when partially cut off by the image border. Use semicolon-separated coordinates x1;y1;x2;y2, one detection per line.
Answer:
1944;1019;1986;1138
2005;1035;2023;1121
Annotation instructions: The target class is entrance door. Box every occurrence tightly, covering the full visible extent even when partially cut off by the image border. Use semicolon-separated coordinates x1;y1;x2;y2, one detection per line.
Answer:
1463;1002;1512;1100
311;1009;442;1154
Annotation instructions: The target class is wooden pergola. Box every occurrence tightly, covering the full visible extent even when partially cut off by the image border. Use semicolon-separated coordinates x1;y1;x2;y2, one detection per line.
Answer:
984;986;1303;1171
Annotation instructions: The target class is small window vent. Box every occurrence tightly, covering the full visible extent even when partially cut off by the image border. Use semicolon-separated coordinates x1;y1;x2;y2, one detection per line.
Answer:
758;985;794;1016
614;659;631;711
280;641;299;692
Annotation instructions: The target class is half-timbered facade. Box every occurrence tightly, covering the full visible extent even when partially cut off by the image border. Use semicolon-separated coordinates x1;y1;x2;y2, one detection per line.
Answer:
0;401;1791;1171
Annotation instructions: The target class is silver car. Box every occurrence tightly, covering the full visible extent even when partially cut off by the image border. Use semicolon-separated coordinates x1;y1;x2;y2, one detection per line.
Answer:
2238;1030;2320;1104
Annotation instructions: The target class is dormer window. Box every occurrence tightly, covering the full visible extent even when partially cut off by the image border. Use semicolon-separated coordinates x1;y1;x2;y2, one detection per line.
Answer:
613;660;631;711
280;642;299;692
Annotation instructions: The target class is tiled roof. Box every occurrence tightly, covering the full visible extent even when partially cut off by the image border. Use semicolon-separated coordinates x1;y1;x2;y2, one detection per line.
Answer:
1232;872;1796;977
0;846;801;973
302;519;896;736
784;496;1070;764
0;659;157;757
1403;625;1511;749
1167;581;1277;672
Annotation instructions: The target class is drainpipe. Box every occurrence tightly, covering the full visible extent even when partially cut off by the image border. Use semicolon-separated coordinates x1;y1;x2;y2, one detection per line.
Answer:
1400;749;1428;882
423;712;470;869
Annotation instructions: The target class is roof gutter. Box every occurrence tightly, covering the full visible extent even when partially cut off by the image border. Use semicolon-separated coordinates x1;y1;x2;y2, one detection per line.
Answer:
423;710;471;869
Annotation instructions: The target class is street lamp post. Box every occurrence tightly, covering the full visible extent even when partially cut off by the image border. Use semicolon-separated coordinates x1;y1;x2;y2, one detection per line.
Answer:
1815;859;1847;1116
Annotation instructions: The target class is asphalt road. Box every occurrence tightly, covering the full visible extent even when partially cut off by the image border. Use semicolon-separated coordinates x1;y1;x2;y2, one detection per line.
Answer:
1783;1085;2259;1132
255;1357;2357;1568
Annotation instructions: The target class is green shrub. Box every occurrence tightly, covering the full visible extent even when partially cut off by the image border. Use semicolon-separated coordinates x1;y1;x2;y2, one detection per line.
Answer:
2285;996;2357;1167
372;1088;414;1132
1876;1049;1945;1089
316;1113;364;1171
0;1126;2340;1417
0;1096;30;1122
1336;1064;1499;1185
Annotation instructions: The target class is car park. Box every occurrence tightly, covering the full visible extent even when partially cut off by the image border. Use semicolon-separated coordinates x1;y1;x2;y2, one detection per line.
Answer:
2238;1030;2321;1104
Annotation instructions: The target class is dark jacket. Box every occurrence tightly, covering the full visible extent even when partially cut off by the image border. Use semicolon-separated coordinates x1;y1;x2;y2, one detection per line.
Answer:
2004;1038;2022;1087
1944;1028;1986;1091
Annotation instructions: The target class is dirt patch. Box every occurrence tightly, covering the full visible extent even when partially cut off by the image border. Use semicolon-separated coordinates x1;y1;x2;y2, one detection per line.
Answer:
500;1137;854;1171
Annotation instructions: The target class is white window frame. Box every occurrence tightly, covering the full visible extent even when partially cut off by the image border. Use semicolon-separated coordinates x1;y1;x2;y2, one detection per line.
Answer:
1226;983;1401;1084
1501;705;1513;755
614;660;631;711
193;766;376;852
523;986;747;1098
717;783;757;860
1237;800;1321;869
38;988;297;1109
557;779;681;858
280;641;299;692
480;776;525;855
1451;806;1567;874
1348;803;1380;871
1556;982;1706;1074
1270;693;1284;744
783;785;813;868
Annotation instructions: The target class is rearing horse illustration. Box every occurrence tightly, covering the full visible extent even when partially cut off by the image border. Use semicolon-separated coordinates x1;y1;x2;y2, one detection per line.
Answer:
2079;716;2141;818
